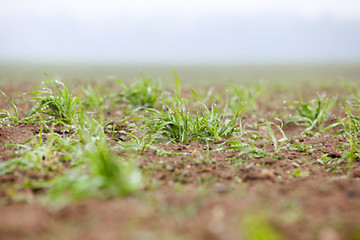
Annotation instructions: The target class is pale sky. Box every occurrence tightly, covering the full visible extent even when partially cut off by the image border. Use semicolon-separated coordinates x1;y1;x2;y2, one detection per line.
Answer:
1;0;360;63
2;0;360;20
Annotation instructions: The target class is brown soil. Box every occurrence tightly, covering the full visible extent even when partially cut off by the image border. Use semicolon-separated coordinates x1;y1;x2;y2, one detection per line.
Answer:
1;83;360;240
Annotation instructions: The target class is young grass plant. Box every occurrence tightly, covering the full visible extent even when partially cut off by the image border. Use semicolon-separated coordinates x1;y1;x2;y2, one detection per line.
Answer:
26;77;81;125
242;214;283;240
224;140;269;159
227;81;264;115
320;91;360;175
265;119;288;157
76;109;107;145
288;94;335;133
80;83;114;113
146;101;192;144
0;126;78;175
191;89;244;142
0;90;22;125
146;91;243;144
337;104;360;175
116;75;162;108
48;140;142;205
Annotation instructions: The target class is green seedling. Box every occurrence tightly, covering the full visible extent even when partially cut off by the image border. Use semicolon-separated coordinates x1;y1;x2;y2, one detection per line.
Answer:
227;82;264;115
146;102;193;143
288;168;309;178
116;75;162;108
80;84;115;113
316;153;343;166
173;69;181;96
224;140;269;159
146;90;243;143
48;140;142;204
76;109;106;145
191;89;244;142
288;94;335;133
0;90;22;125
0;127;77;175
288;142;315;154
265;119;288;157
242;214;283;240
337;103;360;175
26;77;81;125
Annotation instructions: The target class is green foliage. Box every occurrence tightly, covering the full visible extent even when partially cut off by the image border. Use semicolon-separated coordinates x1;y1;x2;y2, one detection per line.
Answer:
242;215;283;240
288;142;315;154
146;102;192;143
265;119;287;156
192;89;244;141
26;77;81;125
0;129;77;175
224;140;269;159
116;75;162;108
173;69;181;96
146;91;243;143
0;90;22;125
337;102;360;175
228;82;264;114
76;110;106;145
316;153;343;166
288;168;309;178
80;84;114;112
288;94;335;132
322;91;360;175
48;140;142;204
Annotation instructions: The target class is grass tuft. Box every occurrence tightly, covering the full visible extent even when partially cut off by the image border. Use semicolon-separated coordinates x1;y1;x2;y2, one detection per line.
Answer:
26;77;81;125
288;94;335;133
116;75;162;108
146;91;243;143
48;140;142;204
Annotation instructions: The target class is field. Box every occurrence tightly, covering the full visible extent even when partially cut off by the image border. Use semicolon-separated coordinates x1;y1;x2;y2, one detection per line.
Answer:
1;64;360;240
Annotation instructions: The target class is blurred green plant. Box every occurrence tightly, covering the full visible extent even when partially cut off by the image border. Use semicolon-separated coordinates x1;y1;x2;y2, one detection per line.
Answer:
80;83;115;113
227;81;264;115
116;75;162;108
48;140;142;204
242;214;283;240
0;127;77;175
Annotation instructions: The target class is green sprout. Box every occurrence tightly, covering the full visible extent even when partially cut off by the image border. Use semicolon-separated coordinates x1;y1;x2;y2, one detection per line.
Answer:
116;75;162;108
265;119;287;157
26;77;81;125
146;91;243;144
288;94;335;133
48;140;142;204
0;90;22;125
337;104;360;175
80;83;115;113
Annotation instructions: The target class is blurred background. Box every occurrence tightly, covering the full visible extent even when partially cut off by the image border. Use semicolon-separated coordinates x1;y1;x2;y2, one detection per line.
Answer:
0;0;359;83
